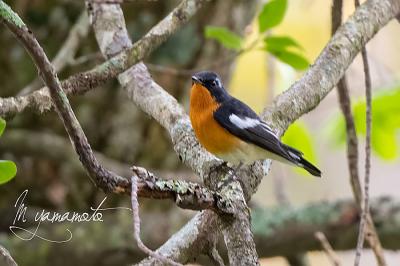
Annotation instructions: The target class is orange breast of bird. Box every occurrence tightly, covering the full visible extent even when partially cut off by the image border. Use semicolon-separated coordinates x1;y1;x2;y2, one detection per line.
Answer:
189;83;240;155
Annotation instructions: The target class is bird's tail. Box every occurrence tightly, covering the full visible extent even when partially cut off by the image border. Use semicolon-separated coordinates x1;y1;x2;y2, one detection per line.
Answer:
282;144;322;177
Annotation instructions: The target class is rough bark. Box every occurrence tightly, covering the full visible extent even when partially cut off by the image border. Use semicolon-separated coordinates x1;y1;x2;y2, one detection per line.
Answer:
261;0;400;136
0;0;205;119
2;196;399;265
90;3;261;264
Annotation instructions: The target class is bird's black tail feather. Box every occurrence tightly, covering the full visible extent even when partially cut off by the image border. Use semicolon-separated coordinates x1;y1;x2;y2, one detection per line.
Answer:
282;144;322;177
297;157;322;177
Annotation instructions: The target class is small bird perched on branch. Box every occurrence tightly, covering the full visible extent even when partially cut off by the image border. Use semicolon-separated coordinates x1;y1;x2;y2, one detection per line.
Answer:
189;71;321;177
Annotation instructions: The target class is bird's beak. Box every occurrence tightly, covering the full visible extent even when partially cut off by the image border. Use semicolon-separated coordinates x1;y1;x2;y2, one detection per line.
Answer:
191;75;202;85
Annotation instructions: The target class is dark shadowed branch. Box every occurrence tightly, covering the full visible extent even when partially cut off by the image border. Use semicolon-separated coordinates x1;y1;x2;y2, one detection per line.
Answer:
315;232;341;266
253;197;400;257
17;11;90;96
0;2;231;215
0;0;205;120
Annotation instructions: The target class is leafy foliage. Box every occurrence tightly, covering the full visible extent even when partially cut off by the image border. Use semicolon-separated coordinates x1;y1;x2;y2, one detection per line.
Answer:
328;86;400;160
258;0;287;32
0;160;17;185
267;48;309;70
204;0;309;71
282;121;317;176
264;36;302;51
0;118;17;184
0;117;5;137
205;26;243;51
263;35;309;70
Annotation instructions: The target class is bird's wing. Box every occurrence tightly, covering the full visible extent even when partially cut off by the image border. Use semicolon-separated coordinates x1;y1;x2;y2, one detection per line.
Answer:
213;98;295;160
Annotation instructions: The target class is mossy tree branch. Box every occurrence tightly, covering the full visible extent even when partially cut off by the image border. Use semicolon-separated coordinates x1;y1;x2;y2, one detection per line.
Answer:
0;0;205;120
0;0;229;215
90;2;260;265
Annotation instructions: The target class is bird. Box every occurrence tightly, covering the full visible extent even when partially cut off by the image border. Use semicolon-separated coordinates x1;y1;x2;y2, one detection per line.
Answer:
189;71;321;177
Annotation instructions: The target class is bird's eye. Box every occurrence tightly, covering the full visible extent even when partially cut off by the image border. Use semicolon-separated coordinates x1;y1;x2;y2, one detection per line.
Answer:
212;80;218;87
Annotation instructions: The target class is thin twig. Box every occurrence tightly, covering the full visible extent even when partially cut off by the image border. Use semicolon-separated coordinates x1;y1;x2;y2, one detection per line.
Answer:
354;0;383;264
331;0;386;265
18;11;90;96
0;0;204;120
0;5;130;193
332;0;363;203
131;176;183;266
1;0;235;216
315;232;341;266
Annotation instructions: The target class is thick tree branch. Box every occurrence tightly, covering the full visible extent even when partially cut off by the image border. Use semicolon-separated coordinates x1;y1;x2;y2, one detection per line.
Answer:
89;0;400;264
0;1;229;216
253;197;400;257
90;3;261;265
261;0;400;136
132;166;233;214
0;0;204;119
0;5;131;194
3;196;400;264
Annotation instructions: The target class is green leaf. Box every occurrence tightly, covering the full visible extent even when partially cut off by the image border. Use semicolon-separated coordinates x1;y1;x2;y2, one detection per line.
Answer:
268;49;309;70
327;85;400;161
0;160;17;185
258;0;287;32
0;117;5;137
264;35;302;51
282;121;317;176
205;26;242;51
371;127;397;160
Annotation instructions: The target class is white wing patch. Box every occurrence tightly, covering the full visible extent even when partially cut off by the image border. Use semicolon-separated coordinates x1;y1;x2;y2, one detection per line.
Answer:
229;114;260;129
260;122;273;132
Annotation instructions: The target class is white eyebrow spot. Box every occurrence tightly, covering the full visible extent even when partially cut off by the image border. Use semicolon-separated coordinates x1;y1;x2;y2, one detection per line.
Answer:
229;114;260;129
215;78;222;87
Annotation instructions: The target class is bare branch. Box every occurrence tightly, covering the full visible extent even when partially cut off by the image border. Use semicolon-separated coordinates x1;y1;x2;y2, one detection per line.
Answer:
0;1;130;194
261;0;400;136
253;197;400;257
0;0;205;120
0;2;227;216
330;0;386;265
18;12;90;96
131;175;183;266
315;232;341;266
90;2;260;265
0;129;225;212
353;0;385;263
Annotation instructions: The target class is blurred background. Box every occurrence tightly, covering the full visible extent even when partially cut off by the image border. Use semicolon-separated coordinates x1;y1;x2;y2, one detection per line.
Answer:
0;0;399;265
